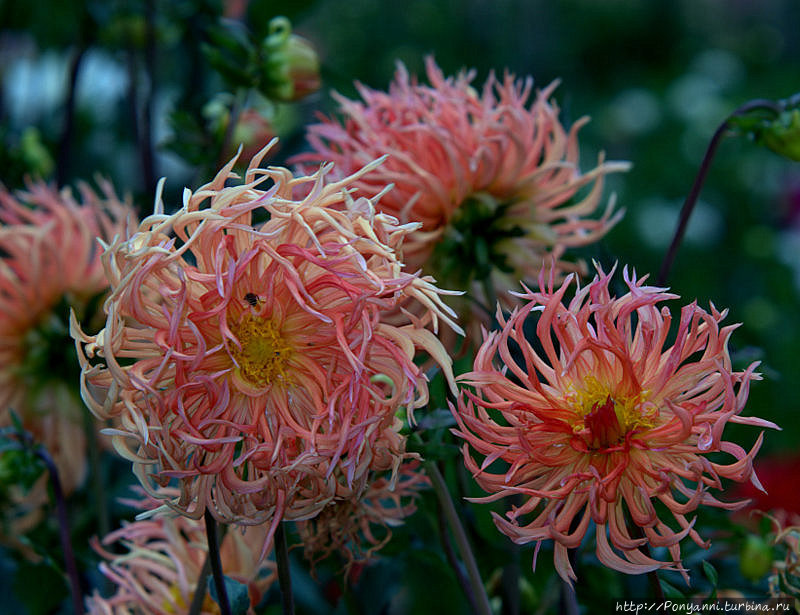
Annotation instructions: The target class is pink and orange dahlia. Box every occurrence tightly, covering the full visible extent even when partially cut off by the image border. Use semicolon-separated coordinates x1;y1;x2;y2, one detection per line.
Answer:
0;179;133;539
87;491;276;615
73;144;460;537
452;264;777;584
296;58;628;316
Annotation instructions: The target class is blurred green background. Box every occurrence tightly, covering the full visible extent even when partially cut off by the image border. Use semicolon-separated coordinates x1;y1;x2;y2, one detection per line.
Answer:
1;0;799;612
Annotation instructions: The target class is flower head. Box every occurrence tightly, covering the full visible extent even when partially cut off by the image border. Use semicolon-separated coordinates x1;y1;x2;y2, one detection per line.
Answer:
74;144;460;536
452;264;777;584
296;459;429;571
0;179;133;543
86;491;275;615
296;58;627;321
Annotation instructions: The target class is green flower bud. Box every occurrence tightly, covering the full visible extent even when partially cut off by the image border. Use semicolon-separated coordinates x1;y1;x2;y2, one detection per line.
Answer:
261;16;320;102
740;533;774;582
761;109;800;161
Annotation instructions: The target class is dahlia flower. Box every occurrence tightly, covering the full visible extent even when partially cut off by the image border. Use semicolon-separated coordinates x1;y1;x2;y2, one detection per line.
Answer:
296;459;429;570
296;57;628;317
86;492;275;615
0;179;133;540
452;264;777;584
73;144;460;538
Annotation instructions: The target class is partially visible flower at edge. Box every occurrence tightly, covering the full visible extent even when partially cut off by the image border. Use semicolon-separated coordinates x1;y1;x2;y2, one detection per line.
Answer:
72;142;462;547
0;178;135;549
764;514;800;606
452;263;777;585
295;459;429;573
294;57;629;338
86;489;276;615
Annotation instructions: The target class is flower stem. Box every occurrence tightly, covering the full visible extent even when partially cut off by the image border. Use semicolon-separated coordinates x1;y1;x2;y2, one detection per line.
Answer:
647;568;666;602
436;502;481;615
656;99;782;286
274;521;295;615
204;509;232;615
558;548;579;615
424;460;493;615
34;447;84;615
188;553;212;615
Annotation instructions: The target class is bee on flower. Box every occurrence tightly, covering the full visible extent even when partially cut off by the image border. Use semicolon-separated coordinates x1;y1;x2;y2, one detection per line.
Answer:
452;264;777;584
73;143;461;547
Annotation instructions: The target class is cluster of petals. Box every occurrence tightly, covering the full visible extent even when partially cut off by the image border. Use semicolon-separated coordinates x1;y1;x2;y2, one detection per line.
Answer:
765;515;800;601
73;144;460;541
295;57;628;305
452;264;777;584
86;490;275;615
0;179;133;414
296;459;429;570
0;179;133;540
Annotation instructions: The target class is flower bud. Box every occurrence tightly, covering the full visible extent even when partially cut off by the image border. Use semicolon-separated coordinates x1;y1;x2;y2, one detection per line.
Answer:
740;534;773;582
761;109;800;161
261;16;320;102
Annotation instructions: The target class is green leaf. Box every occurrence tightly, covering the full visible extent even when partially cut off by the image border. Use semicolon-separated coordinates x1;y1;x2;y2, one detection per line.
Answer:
660;578;686;601
207;574;251;615
702;559;718;587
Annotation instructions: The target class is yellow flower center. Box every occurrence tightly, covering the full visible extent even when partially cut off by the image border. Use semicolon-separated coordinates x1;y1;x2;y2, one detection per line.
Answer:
163;584;220;614
229;314;293;387
568;377;655;449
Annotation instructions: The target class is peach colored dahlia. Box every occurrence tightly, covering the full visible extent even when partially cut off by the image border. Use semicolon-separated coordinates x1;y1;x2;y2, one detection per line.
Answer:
295;58;628;314
452;264;777;584
0;179;133;538
73;145;460;535
296;459;429;570
86;492;275;615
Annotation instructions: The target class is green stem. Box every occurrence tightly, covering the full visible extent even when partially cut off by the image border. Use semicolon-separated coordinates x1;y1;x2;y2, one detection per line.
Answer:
274;522;295;615
204;509;232;615
656;99;782;286
436;502;480;615
424;460;493;615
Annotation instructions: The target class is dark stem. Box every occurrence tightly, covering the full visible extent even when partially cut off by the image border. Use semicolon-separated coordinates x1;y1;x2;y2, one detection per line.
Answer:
558;548;580;615
34;447;84;615
141;0;158;197
424;460;493;615
83;412;109;539
83;412;112;595
204;509;232;615
647;567;666;602
188;553;212;615
436;502;480;615
56;45;88;187
500;499;521;615
656;99;782;286
274;522;295;615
